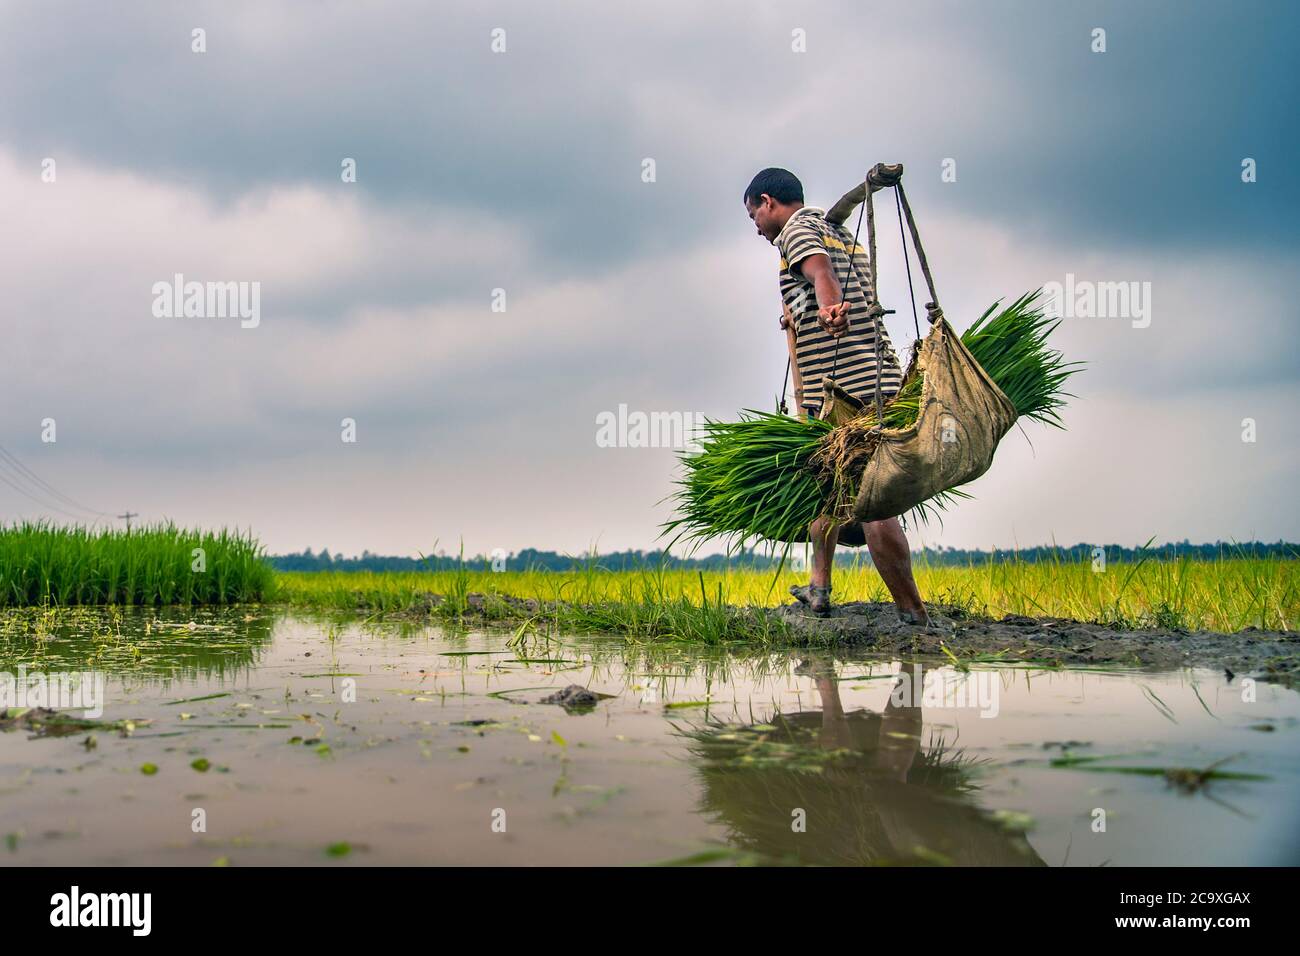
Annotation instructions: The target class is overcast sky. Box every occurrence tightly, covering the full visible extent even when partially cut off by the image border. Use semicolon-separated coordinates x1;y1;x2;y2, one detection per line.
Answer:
2;0;1296;558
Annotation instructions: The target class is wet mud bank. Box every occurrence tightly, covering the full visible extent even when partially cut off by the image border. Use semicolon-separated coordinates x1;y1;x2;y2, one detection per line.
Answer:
385;592;1300;685
767;601;1300;684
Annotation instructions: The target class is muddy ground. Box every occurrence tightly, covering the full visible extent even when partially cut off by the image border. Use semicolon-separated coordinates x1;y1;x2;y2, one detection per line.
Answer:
426;593;1300;686
766;600;1300;684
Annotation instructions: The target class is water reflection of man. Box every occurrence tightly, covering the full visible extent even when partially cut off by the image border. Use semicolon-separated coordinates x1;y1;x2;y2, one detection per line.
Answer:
681;659;1045;866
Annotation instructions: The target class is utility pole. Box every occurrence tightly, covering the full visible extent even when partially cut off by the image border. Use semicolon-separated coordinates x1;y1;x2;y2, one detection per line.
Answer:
117;511;138;532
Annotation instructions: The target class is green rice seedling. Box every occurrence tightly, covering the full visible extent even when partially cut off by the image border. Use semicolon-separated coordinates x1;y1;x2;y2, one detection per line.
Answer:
0;521;273;606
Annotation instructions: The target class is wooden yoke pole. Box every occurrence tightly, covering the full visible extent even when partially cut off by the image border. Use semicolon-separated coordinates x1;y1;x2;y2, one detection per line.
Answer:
782;303;805;419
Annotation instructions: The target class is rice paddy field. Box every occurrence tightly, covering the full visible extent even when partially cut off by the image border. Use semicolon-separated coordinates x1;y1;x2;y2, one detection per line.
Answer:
273;555;1298;636
2;524;1299;867
3;520;1295;635
0;522;272;607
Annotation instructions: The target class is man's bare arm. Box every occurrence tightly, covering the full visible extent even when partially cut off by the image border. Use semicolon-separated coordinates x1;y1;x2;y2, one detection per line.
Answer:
798;254;850;336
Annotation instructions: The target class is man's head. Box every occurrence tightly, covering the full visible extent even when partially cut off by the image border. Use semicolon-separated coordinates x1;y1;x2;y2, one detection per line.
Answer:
743;167;804;243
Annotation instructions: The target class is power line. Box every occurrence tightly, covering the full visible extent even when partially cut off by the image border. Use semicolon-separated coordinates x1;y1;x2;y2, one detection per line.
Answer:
0;442;112;524
0;444;111;517
0;468;91;522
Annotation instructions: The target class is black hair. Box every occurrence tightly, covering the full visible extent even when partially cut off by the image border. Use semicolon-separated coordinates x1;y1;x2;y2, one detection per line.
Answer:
743;167;803;206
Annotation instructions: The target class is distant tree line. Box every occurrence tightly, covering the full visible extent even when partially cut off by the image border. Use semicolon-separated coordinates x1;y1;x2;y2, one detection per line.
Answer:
269;547;786;572
910;540;1299;565
269;540;1298;572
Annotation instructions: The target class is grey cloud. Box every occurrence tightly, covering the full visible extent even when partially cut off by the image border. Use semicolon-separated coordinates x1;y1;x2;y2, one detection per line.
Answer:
5;0;1293;279
2;1;1296;555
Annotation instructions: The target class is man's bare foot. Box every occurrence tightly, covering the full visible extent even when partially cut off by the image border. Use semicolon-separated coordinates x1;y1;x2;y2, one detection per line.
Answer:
790;584;833;616
899;607;954;634
898;608;929;626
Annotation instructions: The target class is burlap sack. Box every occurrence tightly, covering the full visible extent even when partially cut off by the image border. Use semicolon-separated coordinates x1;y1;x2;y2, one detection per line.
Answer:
845;317;1017;524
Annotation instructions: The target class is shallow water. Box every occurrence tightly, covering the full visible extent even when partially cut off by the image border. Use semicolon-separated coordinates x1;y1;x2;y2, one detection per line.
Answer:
1;609;1298;866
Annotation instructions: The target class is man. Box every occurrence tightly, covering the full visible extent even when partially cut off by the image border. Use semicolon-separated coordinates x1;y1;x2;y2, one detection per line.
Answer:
744;166;931;625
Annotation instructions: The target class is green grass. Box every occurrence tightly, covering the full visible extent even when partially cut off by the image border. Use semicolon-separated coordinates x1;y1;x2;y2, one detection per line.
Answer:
273;552;1299;635
0;521;273;606
2;523;1294;638
272;563;800;645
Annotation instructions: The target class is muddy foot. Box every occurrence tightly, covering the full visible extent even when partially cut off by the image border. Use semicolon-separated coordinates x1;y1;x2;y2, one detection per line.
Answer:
789;584;832;616
899;609;956;635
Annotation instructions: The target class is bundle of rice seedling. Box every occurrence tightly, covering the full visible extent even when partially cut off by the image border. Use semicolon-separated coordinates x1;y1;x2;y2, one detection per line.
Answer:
665;291;1081;552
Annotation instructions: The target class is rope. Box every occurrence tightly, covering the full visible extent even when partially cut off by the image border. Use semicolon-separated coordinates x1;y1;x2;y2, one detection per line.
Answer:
896;180;942;324
895;187;922;343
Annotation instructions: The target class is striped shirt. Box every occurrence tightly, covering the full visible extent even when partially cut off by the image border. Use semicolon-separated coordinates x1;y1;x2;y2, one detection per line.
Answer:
776;205;903;416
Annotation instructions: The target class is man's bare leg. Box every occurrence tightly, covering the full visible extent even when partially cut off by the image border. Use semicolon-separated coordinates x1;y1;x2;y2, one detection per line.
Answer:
863;517;927;622
789;515;839;614
809;515;838;588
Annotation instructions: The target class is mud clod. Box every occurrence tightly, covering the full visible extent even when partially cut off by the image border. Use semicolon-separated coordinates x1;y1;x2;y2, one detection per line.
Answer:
540;684;607;712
